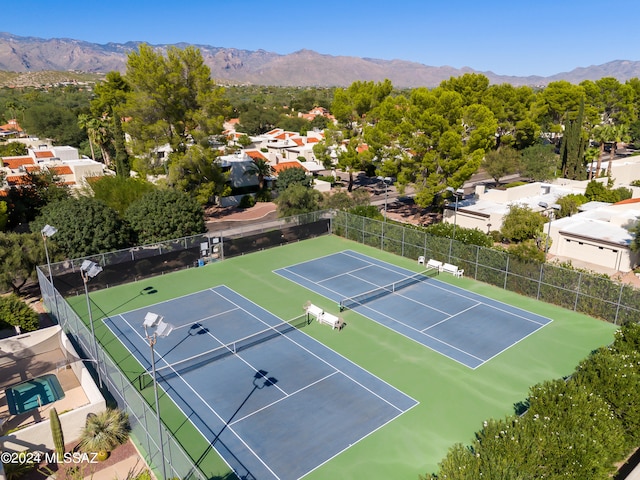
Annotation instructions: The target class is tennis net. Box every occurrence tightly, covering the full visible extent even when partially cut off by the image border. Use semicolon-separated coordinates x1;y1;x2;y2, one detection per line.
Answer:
137;314;309;389
339;269;438;311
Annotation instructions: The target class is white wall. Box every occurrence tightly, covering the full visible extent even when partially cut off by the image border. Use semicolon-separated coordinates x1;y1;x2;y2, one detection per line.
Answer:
0;327;106;453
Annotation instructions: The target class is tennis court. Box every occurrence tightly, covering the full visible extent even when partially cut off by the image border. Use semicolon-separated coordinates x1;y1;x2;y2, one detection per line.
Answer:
275;250;553;369
104;285;417;480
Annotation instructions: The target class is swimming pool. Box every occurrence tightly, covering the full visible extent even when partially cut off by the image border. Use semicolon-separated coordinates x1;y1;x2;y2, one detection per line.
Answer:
5;373;65;415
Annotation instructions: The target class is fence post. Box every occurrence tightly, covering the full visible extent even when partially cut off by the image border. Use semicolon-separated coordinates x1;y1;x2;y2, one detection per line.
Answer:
474;245;480;280
574;272;582;312
614;283;624;325
504;256;509;290
402;227;405;257
536;263;544;300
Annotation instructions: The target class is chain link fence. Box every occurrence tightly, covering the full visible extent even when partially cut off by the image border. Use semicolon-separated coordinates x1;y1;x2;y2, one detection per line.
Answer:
38;268;209;480
331;211;640;325
37;210;333;479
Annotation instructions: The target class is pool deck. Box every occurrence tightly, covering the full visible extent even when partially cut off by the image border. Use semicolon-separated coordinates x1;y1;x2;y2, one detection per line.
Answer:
0;348;89;433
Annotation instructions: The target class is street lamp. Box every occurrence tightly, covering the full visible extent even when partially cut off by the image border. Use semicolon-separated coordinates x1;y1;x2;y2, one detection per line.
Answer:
143;312;175;480
446;187;465;262
376;176;392;221
80;259;103;388
41;224;57;319
538;202;560;255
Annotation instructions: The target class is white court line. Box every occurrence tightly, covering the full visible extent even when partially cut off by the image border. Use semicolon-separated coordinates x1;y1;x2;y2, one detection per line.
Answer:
420;302;483;332
320;263;373;283
342;250;553;327
117;310;282;480
212;286;414;413
413;275;552;326
356;300;485;364
277;263;485;366
229;371;339;426
103;315;240;478
170;305;240;331
115;284;417;479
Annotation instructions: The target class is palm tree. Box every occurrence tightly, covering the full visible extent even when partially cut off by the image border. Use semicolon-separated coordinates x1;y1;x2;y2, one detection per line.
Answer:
77;114;97;161
606;124;629;178
245;158;273;191
590;125;610;179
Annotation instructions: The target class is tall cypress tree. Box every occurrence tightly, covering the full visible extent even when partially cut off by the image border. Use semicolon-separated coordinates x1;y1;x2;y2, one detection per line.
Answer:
112;114;130;178
560;98;587;180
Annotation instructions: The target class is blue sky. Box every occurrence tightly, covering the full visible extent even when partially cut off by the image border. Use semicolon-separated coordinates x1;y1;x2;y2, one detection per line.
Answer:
5;0;640;77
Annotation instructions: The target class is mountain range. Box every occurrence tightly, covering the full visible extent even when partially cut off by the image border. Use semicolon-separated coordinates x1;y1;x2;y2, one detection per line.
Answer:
1;32;640;88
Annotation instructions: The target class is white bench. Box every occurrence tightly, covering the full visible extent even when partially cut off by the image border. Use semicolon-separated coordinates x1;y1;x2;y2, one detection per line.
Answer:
441;263;463;277
306;304;324;320
319;312;343;330
426;259;443;271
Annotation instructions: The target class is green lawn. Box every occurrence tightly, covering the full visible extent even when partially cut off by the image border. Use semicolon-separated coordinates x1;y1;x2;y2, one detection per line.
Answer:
67;235;617;479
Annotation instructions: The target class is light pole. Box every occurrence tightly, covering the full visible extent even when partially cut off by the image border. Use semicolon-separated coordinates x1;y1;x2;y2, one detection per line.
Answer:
538;202;560;255
376;176;392;221
446;187;465;262
80;260;103;388
41;224;57;319
143;312;175;480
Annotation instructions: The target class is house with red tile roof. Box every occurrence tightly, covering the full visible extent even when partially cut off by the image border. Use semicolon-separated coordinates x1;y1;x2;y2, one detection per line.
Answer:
1;144;111;192
0;119;23;138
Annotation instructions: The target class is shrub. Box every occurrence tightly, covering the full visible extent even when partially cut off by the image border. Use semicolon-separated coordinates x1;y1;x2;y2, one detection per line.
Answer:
255;189;272;202
238;194;256;209
0;294;39;332
78;409;130;453
503;181;527;188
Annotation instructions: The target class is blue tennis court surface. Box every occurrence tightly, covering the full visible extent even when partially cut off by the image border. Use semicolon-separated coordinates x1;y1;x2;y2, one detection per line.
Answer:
275;250;553;369
105;285;417;480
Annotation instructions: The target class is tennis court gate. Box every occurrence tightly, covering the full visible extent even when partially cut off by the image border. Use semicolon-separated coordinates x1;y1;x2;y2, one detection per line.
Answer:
332;210;640;325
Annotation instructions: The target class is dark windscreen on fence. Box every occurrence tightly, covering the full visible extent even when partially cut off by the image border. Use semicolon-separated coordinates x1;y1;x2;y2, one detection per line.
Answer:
223;218;330;259
45;212;331;297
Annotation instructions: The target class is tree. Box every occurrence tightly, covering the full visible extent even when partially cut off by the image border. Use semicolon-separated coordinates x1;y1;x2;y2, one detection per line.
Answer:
0;200;8;232
274;184;321;217
590;124;614;179
0;294;39;331
77;113;98;161
32;197;130;259
89;176;156;217
500;204;545;242
556;193;588;218
520;144;558;181
244;158;273;191
5;170;70;229
22;104;85;146
125;189;205;244
276;166;311;192
584;180;630;203
166;146;227;205
482;146;520;184
559;98;587;180
112;114;130;177
123;44;228;155
0;233;47;296
0;142;27;156
331;79;393;126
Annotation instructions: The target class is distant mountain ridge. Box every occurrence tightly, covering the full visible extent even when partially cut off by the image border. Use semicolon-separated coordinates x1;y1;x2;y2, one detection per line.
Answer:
1;32;640;88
